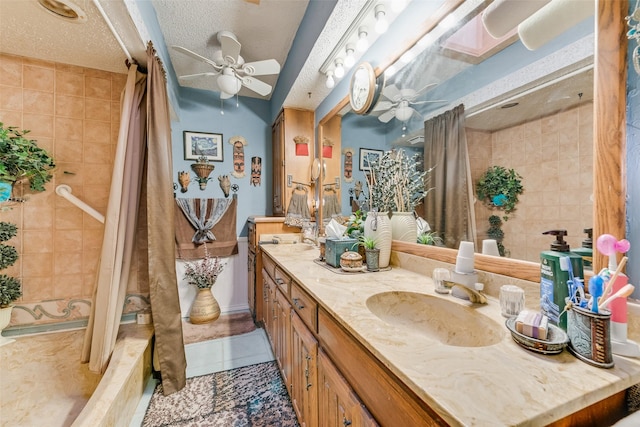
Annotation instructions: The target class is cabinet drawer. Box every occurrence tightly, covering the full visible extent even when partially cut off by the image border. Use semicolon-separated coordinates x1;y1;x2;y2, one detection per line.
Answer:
291;281;317;332
274;265;291;295
262;253;277;281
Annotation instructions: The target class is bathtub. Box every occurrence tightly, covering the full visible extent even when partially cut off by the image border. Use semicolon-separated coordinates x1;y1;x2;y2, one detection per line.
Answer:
0;322;153;427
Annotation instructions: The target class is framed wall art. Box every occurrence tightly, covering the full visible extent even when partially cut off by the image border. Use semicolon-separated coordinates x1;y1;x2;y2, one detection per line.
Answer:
183;131;223;161
359;148;383;171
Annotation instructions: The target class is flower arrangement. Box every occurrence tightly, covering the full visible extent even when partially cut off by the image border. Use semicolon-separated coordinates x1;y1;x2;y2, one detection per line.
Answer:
364;149;432;213
344;210;366;238
183;245;225;289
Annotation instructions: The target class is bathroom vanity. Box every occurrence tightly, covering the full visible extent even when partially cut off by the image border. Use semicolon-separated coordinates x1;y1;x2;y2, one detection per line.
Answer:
258;243;640;426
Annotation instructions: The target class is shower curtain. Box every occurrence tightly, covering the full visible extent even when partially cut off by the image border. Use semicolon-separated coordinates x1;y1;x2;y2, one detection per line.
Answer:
82;43;186;395
423;104;477;249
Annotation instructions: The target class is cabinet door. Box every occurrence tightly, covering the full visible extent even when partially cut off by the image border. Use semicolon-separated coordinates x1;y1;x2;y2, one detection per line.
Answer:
248;249;256;318
272;112;285;216
263;273;276;345
318;349;378;427
291;311;318;427
275;288;292;387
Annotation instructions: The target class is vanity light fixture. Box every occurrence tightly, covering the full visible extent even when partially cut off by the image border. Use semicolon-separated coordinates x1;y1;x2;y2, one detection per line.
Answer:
374;4;388;34
325;70;335;89
334;58;345;78
356;27;369;52
344;44;356;67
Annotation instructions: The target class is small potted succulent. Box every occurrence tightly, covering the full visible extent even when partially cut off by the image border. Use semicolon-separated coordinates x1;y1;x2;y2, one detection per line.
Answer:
353;235;380;272
417;231;443;246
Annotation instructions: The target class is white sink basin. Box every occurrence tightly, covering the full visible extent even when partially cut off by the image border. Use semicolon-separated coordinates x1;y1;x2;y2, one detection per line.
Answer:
366;291;505;347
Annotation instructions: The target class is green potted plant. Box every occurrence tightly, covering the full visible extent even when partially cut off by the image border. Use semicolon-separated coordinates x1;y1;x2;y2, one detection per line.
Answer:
475;165;524;220
0;221;22;346
487;215;506;256
417;231;443;246
0;123;55;198
352;235;380;272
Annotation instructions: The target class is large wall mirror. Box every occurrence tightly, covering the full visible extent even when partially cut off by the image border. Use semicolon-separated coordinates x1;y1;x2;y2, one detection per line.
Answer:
317;0;627;281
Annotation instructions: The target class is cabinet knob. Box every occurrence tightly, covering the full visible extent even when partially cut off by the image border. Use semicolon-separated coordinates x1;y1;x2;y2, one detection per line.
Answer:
343;417;352;426
292;297;305;310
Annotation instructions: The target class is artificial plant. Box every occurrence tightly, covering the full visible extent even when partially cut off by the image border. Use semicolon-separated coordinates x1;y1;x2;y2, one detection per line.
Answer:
487;214;506;257
0;222;22;308
475;165;523;220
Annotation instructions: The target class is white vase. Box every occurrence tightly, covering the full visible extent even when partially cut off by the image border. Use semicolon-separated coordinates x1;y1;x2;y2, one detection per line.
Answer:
390;212;417;242
0;306;15;347
364;211;392;268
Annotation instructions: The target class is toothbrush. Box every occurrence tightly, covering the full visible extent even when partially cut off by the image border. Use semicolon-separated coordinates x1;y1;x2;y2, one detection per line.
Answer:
599;284;635;311
588;275;604;313
560;257;580;304
599;256;628;305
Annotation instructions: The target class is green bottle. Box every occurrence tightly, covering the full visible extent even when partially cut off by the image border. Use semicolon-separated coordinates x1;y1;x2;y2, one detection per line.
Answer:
540;230;584;331
572;228;593;269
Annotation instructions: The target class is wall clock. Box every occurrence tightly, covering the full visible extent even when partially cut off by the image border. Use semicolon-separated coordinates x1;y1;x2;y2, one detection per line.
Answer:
349;62;385;115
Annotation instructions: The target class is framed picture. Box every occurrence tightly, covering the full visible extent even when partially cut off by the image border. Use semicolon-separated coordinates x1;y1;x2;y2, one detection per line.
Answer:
183;131;223;161
359;148;383;171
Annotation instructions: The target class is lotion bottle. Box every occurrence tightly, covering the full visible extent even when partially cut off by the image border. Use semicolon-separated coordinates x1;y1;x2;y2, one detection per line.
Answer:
540;230;584;330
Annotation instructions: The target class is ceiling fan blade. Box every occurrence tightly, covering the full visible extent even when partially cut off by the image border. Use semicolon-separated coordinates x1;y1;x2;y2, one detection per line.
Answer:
218;31;242;65
179;72;219;81
372;100;396;112
378;109;397;123
412;82;438;99
381;84;401;101
411;99;448;106
240;59;281;76
399;88;417;99
172;45;220;69
240;76;273;96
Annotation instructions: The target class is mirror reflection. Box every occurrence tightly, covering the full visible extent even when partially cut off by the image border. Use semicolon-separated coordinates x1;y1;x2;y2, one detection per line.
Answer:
333;0;595;264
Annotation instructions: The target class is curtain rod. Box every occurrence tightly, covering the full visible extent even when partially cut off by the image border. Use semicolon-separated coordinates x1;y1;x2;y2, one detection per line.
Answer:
91;0;133;63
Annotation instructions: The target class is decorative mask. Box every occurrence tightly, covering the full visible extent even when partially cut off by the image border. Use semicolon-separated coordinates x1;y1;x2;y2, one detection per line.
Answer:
343;148;354;182
218;174;231;198
229;136;247;178
251;156;262;186
354;180;363;200
178;171;191;193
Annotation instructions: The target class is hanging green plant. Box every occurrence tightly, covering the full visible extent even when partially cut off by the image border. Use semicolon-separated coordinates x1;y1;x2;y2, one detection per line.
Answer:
476;165;524;218
0;122;56;193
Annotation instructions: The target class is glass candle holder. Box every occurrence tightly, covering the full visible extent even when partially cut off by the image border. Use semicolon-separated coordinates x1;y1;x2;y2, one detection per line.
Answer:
432;268;451;294
500;285;525;317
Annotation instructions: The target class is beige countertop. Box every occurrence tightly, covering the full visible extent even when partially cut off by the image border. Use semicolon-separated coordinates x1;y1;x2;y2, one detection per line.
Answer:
261;243;640;426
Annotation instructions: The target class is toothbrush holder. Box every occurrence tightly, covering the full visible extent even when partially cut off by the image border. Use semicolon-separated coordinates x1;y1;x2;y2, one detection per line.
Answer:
566;304;614;368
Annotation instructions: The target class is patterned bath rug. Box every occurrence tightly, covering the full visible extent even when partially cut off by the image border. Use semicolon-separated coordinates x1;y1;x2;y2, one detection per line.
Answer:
142;361;299;427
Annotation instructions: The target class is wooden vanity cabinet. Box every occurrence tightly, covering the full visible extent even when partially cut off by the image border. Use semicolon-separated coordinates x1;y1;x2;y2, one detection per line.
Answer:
247;216;299;321
318;349;378;427
291;310;318;427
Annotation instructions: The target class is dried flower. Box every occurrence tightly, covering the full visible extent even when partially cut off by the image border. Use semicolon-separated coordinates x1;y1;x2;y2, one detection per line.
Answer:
183;244;225;289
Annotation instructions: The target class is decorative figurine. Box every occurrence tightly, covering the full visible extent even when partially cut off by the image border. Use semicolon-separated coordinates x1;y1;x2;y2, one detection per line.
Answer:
178;171;191;193
229;136;247;178
218;174;231;198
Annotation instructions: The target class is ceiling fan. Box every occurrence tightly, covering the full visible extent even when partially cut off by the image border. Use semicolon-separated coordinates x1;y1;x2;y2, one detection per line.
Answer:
172;31;281;99
372;83;446;123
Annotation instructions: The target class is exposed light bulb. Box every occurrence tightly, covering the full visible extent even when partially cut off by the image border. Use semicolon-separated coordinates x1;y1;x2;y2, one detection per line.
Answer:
356;26;369;52
334;59;345;79
374;4;388;34
325;71;335;89
344;44;355;68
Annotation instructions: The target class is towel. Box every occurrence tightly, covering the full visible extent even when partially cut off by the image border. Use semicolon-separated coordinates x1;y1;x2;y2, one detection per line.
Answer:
175;196;238;259
284;188;311;228
323;190;342;221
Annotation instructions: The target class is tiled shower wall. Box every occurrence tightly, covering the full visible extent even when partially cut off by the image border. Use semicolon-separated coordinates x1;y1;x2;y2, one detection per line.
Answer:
467;102;594;263
0;53;149;330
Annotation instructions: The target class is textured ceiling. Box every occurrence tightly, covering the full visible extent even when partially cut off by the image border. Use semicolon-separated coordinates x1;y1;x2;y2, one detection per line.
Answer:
0;0;129;73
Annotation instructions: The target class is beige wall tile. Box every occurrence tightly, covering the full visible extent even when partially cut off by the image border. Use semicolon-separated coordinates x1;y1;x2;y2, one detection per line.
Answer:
84;119;110;143
55;94;84;118
23;203;54;230
22;253;53;278
83;142;111;164
22;276;54;301
23;113;53;138
54;274;83;298
85;76;111;100
56;71;84;97
54;229;83;252
55;207;84;230
55;139;83;163
0;109;23;127
83;164;112;186
55;117;83;141
54;251;82;276
23;89;54;115
85;98;110;121
0;85;23;110
22;230;53;254
23;65;54;92
0;54;23;87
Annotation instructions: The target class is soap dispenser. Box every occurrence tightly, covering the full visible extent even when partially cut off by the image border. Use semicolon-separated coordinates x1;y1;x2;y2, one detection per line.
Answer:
540;230;584;330
572;228;593;269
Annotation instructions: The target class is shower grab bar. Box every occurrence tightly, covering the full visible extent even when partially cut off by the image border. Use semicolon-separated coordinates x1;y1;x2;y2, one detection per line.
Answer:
55;185;105;224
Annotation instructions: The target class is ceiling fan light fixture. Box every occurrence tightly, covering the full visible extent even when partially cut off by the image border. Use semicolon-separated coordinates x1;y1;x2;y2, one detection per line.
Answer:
395;104;414;122
218;69;241;95
356;27;369;52
375;4;388;34
325;71;335;89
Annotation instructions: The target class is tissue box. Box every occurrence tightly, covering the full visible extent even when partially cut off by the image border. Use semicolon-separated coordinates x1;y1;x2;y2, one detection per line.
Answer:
325;238;357;267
